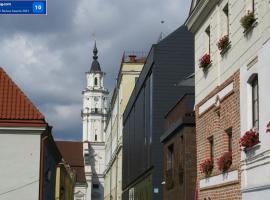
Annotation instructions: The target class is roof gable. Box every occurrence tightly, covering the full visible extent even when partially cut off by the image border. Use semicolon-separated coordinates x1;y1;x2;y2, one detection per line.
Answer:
0;68;44;120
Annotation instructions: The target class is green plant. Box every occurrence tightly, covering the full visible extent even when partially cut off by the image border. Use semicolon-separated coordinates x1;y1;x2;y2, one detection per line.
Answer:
240;11;256;31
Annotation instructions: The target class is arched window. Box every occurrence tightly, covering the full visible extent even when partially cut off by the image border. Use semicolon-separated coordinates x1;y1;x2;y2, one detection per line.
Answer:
94;77;98;86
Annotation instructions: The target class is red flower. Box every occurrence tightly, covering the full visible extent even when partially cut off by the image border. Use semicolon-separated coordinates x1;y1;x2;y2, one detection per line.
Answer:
199;53;211;69
200;158;213;175
217;35;229;51
217;151;232;172
240;129;259;151
266;121;270;133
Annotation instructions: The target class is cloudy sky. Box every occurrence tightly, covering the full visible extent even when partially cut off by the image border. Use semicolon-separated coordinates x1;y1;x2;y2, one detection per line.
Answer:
0;0;191;140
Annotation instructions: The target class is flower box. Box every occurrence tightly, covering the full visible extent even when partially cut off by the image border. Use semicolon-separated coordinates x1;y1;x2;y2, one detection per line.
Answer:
217;35;231;55
200;158;213;176
199;53;212;70
240;129;260;151
217;151;232;172
240;11;257;34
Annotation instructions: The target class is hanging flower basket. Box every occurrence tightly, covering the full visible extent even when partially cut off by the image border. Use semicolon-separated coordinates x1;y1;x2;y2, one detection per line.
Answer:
217;35;231;54
240;129;260;151
267;121;270;133
200;158;213;176
217;151;232;172
240;11;256;33
199;53;211;69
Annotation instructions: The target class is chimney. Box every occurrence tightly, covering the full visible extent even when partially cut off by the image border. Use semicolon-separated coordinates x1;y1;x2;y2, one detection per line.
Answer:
129;55;137;63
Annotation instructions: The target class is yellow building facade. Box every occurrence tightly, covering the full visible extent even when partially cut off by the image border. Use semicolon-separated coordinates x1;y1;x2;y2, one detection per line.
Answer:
104;54;145;200
55;160;75;200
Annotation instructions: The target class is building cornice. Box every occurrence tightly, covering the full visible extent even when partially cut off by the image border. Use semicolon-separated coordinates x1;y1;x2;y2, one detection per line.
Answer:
104;143;123;175
0;126;46;134
185;0;220;33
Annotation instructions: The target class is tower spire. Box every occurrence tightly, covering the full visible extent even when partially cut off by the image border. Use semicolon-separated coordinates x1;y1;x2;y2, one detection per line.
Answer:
93;41;98;60
90;41;101;72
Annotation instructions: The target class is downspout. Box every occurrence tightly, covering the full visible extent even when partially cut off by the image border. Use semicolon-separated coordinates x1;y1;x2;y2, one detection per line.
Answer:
115;83;120;199
109;115;112;200
39;132;49;200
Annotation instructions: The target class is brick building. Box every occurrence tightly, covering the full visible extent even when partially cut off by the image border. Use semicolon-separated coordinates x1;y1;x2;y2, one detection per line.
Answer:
160;93;196;200
185;0;270;199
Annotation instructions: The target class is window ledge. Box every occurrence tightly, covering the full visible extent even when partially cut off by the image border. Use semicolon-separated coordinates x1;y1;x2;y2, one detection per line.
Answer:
243;20;258;35
201;62;212;72
220;42;231;56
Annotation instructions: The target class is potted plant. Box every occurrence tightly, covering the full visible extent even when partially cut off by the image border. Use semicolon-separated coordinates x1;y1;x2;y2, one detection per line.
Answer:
240;11;256;33
217;35;230;54
240;129;260;151
199;53;211;69
200;158;213;176
217;151;232;172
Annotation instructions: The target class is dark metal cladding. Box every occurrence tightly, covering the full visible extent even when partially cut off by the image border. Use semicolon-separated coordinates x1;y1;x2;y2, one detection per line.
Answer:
122;25;195;200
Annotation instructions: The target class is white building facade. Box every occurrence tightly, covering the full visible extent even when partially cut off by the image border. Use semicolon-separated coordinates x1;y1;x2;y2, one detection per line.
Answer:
82;42;109;200
186;0;270;199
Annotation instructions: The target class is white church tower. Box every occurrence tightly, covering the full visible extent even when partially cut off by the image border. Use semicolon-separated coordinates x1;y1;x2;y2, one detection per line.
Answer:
82;42;109;200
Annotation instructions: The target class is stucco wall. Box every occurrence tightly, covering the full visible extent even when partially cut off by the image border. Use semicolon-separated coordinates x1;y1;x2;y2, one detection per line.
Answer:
104;62;143;200
240;39;270;198
0;130;41;200
193;0;270;104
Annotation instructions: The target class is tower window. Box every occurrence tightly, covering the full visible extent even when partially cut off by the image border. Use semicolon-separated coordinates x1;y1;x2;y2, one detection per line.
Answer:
93;183;99;189
95;134;97;141
94;77;98;86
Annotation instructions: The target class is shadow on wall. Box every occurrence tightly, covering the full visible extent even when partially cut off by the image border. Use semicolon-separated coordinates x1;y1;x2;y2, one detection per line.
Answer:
88;144;104;200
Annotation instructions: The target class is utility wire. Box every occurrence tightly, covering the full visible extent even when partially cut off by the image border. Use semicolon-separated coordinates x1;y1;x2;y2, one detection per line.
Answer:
0;180;39;197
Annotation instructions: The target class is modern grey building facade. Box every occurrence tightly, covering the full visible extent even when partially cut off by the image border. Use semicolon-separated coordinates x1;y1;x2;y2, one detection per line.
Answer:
122;25;194;200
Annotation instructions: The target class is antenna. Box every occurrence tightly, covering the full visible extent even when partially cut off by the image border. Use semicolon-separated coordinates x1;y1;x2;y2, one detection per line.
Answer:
157;20;165;43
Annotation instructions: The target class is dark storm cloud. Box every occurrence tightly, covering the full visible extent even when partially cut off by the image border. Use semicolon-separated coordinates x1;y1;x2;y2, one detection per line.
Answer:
0;0;191;140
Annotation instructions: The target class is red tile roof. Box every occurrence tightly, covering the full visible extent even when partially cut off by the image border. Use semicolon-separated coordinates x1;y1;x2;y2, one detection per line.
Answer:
56;141;86;183
0;67;45;121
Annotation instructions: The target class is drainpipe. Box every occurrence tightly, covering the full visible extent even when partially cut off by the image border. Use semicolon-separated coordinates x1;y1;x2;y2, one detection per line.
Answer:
39;132;49;200
115;83;120;199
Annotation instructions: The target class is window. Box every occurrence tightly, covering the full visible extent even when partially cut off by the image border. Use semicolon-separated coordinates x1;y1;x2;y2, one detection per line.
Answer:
93;183;99;189
226;128;233;152
94;77;98;86
208;136;214;161
247;0;255;12
85;153;90;165
205;26;211;55
223;4;229;35
167;144;174;170
252;76;259;130
95;134;97;141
